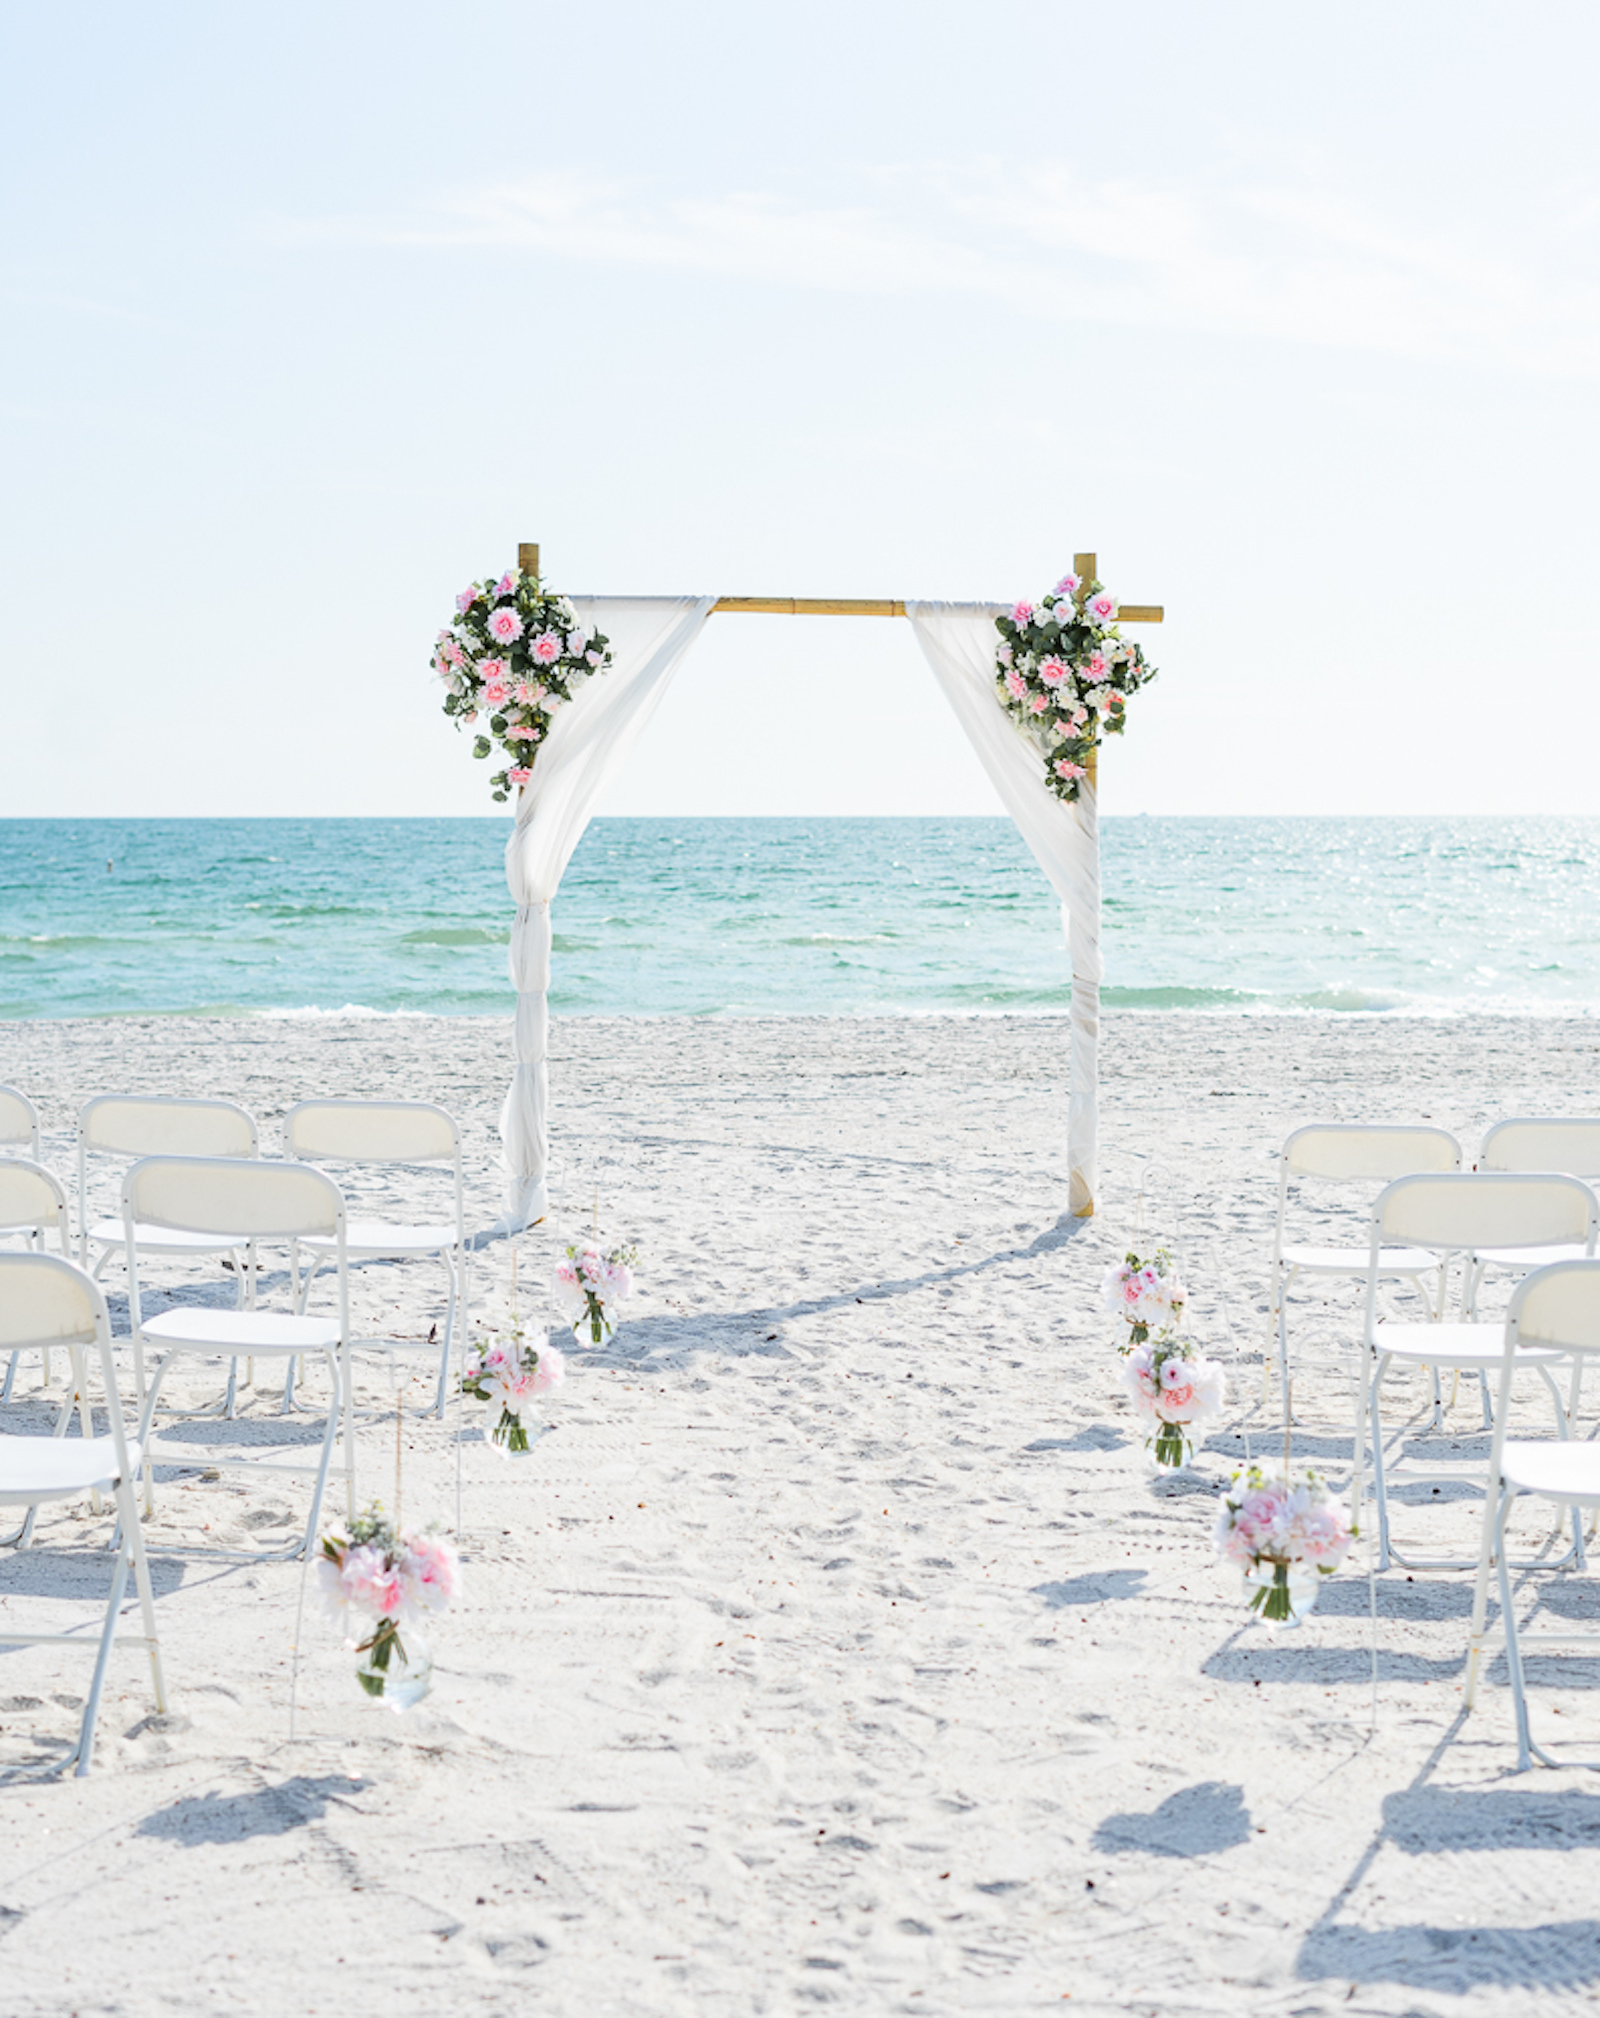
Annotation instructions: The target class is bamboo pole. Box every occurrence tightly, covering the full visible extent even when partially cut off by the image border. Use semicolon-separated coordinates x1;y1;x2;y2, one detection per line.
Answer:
712;595;1162;622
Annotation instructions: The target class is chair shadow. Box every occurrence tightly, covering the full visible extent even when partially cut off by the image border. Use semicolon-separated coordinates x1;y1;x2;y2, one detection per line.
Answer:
1299;1917;1600;1992
135;1774;371;1845
1091;1781;1252;1858
1382;1785;1600;1853
0;1547;187;1601
1203;1643;1464;1685
1024;1425;1127;1455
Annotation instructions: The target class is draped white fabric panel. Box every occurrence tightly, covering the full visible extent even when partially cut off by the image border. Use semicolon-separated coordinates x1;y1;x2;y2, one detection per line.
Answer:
500;595;718;1227
906;602;1102;1217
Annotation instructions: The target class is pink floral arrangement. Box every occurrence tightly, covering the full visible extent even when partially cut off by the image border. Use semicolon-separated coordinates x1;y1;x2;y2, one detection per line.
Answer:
1101;1248;1187;1346
318;1504;459;1701
993;570;1157;803
552;1240;637;1347
433;566;612;804
1122;1335;1226;1467
461;1322;564;1454
1214;1463;1357;1622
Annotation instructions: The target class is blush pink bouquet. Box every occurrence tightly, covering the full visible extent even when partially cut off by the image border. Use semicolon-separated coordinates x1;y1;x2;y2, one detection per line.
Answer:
993;568;1157;804
1101;1247;1187;1346
1122;1334;1226;1469
461;1321;565;1455
318;1504;459;1703
1214;1463;1356;1624
552;1240;637;1348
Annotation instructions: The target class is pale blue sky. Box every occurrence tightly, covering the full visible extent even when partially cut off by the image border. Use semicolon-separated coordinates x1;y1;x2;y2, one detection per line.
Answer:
5;1;1598;818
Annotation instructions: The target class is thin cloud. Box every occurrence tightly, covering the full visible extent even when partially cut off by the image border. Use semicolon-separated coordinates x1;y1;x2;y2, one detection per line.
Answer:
273;162;1600;375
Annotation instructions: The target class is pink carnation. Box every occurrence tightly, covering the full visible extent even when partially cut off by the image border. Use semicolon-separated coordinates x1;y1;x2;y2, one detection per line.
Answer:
1004;668;1028;701
478;656;510;684
514;681;547;706
1055;759;1087;781
1054;573;1081;598
507;766;532;785
1084;651;1110;683
1030;694;1049;715
505;721;540;741
487;607;524;645
1085;589;1118;625
483;678;510;710
531;629;562;664
403;1533;459;1611
494;572;516;597
456;585;480;614
1011;601;1034;626
1038;657;1068;687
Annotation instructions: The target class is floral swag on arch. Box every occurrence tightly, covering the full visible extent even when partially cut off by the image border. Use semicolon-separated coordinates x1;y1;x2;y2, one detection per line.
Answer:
993;570;1157;803
433;569;614;804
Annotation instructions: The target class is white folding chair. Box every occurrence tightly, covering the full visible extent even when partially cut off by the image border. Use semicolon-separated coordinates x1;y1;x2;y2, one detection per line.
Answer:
0;1085;41;1162
1465;1259;1600;1769
1471;1119;1600;1292
1271;1124;1461;1419
1358;1172;1597;1572
78;1095;258;1282
0;1253;166;1775
126;1157;354;1560
0;1161;83;1413
284;1100;465;1416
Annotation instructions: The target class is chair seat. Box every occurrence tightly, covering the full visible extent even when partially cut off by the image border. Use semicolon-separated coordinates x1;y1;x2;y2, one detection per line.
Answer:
300;1221;456;1259
141;1308;340;1355
1502;1439;1600;1502
1474;1242;1590;1270
89;1218;242;1255
1282;1244;1441;1275
0;1433;138;1504
1375;1322;1566;1368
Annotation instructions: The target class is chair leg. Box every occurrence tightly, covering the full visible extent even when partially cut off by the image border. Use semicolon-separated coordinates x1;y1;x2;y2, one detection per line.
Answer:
117;1475;167;1716
433;1250;459;1418
1370;1355;1394;1574
1496;1488;1533;1772
298;1349;345;1561
1;1349;17;1403
74;1538;133;1777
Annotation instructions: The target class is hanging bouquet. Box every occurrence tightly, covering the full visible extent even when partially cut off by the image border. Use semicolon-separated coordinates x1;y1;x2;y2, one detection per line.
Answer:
461;1319;565;1455
552;1241;637;1347
318;1503;459;1704
994;570;1157;803
1122;1335;1226;1469
1101;1248;1187;1346
433;567;613;804
1214;1463;1356;1624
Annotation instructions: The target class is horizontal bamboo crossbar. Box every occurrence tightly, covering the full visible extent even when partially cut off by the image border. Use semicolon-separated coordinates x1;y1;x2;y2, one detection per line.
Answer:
713;596;1163;622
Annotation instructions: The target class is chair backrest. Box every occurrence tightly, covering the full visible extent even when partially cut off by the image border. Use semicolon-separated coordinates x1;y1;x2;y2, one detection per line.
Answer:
0;1085;41;1160
1373;1171;1598;1253
80;1095;257;1160
1283;1124;1462;1182
284;1099;459;1166
1479;1118;1600;1178
0;1159;71;1253
125;1156;344;1242
1508;1258;1600;1358
0;1252;135;1451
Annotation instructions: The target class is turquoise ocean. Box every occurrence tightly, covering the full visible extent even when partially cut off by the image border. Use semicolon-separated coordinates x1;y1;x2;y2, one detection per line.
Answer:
2;817;1598;1021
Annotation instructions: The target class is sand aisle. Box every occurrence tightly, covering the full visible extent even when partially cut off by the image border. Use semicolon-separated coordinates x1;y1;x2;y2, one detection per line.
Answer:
2;1012;1600;2016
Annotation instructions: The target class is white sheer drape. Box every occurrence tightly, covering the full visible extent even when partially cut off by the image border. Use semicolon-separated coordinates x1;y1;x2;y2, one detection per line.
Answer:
907;602;1102;1217
500;595;718;1227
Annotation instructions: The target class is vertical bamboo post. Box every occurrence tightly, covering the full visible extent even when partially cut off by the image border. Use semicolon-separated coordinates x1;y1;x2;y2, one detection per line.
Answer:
1072;552;1098;1216
519;541;540;580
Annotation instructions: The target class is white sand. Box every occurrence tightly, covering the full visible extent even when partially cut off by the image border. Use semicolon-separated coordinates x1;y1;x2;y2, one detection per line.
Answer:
3;1011;1600;2016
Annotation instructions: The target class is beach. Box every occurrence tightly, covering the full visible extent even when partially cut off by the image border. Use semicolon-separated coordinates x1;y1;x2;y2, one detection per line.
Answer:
2;1009;1600;2014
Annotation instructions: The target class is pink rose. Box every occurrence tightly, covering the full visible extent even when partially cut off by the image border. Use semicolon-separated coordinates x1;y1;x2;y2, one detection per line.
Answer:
1054;759;1087;781
1084;651;1110;683
495;572;516;597
1011;601;1034;626
1054;573;1081;598
1085;589;1118;625
1038;657;1067;687
1004;668;1028;700
507;766;532;785
531;629;562;664
1030;695;1049;715
455;585;480;614
479;657;510;683
505;721;540;741
514;681;547;706
483;678;510;709
487;608;524;645
531;1343;566;1393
